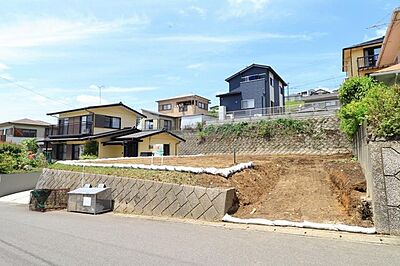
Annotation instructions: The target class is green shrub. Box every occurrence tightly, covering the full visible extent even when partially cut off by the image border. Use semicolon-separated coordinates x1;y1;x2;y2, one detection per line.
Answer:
198;118;311;140
80;154;98;160
0;153;17;174
338;76;377;105
365;85;400;138
0;143;23;156
274;118;308;134
21;138;39;153
257;120;273;139
338;100;368;137
83;141;98;156
338;80;400;139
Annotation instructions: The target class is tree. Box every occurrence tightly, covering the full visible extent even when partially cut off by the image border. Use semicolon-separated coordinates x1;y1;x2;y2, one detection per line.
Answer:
21;138;39;153
338;76;377;106
83;141;98;156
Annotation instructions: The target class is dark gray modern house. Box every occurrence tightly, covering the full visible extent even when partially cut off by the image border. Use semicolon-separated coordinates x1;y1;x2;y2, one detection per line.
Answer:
217;64;287;112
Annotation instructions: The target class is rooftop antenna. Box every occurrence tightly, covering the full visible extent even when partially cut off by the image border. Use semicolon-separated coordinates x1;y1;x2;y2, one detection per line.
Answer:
94;85;105;104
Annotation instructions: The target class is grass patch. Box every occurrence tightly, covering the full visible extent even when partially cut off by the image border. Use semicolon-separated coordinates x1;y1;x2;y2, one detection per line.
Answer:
48;164;216;186
285;100;304;107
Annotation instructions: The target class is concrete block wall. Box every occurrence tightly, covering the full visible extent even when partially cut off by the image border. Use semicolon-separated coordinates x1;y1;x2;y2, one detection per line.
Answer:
369;142;400;235
36;169;236;221
174;116;352;155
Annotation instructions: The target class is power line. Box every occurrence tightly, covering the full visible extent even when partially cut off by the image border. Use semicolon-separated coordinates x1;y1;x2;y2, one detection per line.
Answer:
366;10;393;29
290;75;344;90
0;75;73;108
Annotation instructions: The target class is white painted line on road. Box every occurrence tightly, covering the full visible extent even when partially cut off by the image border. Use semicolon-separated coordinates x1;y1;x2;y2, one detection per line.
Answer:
223;214;376;234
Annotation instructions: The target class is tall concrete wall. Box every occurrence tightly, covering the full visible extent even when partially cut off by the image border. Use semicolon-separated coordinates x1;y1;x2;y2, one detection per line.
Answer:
175;116;352;155
368;142;400;235
36;169;236;221
353;124;400;235
0;172;41;197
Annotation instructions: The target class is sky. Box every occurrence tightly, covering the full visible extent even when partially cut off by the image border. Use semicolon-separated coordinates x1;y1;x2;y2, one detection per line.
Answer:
0;0;398;123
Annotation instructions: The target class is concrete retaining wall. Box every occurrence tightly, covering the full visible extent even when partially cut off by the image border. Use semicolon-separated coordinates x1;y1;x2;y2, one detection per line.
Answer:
174;116;352;155
368;142;400;235
36;169;236;221
353;123;400;235
0;171;41;197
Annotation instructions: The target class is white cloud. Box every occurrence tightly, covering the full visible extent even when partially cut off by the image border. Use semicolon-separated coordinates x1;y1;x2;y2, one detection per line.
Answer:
221;0;270;19
89;85;158;93
150;32;318;44
0;16;149;48
0;62;9;71
186;63;204;69
0;16;149;62
76;95;110;106
179;6;207;17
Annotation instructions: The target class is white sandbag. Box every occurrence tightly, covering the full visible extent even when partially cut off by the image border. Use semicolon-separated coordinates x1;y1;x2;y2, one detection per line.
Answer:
222;214;376;234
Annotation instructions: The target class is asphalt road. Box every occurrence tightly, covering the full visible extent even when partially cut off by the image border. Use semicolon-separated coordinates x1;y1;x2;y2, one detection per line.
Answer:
0;202;399;266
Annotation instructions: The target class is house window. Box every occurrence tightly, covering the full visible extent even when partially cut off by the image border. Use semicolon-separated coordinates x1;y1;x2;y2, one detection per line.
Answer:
198;102;207;109
161;104;172;111
163;120;172;130
103;116;121;129
241;99;255;109
145;120;154;130
14;128;37;137
58;118;69;135
135;118;141;128
242;73;266;82
270;77;274;86
179;105;188;112
80;115;93;134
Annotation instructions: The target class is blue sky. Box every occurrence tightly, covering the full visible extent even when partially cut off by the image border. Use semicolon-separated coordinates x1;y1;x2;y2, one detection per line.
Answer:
0;0;398;123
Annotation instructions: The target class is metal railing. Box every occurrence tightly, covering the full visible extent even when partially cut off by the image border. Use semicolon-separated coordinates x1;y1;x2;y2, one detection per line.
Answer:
209;101;340;124
357;54;379;69
49;122;93;136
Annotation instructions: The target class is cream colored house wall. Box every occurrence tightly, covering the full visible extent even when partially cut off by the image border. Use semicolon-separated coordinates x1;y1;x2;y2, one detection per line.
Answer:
98;138;124;159
344;44;383;78
157;96;209;117
138;133;180;156
58;106;140;134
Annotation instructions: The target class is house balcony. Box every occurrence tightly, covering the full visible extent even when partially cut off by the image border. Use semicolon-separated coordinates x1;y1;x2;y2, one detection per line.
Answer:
48;122;93;138
357;54;379;70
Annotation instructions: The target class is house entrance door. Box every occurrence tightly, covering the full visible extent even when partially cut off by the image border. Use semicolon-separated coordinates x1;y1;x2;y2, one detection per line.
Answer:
124;141;139;157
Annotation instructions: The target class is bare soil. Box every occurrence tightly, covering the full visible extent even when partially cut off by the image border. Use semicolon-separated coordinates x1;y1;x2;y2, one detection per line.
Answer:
80;154;372;226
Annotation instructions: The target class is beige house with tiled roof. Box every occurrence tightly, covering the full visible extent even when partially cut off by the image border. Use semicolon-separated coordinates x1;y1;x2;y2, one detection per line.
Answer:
0;118;52;144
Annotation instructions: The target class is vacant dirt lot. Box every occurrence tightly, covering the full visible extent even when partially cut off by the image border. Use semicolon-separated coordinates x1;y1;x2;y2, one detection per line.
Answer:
66;154;371;226
86;155;241;168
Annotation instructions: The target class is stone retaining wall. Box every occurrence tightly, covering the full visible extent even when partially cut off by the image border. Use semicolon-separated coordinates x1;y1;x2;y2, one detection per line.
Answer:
174;116;352;155
368;142;400;235
36;169;236;221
